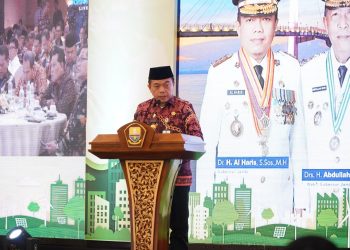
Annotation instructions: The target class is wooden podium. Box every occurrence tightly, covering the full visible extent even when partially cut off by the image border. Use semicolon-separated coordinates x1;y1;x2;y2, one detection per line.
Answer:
89;121;205;250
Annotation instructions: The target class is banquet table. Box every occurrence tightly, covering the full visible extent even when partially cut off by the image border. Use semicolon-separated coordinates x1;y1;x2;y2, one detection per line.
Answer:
0;111;67;156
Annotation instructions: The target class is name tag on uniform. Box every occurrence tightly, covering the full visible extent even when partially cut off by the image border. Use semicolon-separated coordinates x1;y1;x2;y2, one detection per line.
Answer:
227;90;245;95
312;85;327;92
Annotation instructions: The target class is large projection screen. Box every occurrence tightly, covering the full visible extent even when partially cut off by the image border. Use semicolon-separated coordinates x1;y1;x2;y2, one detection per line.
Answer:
178;0;350;247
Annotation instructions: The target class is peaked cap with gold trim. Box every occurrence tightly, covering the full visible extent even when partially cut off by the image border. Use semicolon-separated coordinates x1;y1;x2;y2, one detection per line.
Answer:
232;0;280;16
322;0;350;8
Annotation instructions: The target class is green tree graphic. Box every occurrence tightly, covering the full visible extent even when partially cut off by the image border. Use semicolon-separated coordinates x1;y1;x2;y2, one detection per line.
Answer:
261;208;274;224
112;206;124;232
27;201;40;217
212;200;238;244
64;196;85;238
318;209;337;238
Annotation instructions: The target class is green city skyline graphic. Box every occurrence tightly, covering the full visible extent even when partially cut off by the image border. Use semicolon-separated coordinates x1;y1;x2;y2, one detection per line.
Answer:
0;175;85;239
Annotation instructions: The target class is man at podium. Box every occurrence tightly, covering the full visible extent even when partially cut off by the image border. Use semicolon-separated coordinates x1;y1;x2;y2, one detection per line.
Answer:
134;66;203;250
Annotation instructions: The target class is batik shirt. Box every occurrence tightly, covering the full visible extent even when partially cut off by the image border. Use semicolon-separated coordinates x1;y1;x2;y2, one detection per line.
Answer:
0;71;13;94
134;96;203;186
58;80;87;156
40;72;78;118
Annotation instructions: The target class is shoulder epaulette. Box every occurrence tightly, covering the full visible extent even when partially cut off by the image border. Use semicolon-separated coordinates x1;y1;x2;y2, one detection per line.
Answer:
277;50;297;60
212;54;233;68
301;51;327;66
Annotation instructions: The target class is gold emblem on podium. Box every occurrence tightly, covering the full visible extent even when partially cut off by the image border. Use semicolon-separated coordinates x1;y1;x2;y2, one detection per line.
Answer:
125;123;147;148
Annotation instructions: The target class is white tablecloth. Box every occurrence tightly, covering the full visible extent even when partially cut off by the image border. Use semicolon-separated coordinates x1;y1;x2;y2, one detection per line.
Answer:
0;112;67;156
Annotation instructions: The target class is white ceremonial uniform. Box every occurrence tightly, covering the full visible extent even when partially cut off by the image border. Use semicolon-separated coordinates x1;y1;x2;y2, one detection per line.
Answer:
196;51;307;227
302;49;350;171
298;49;350;229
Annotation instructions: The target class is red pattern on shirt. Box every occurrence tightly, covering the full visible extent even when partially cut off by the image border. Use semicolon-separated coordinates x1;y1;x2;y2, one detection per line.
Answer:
134;96;203;186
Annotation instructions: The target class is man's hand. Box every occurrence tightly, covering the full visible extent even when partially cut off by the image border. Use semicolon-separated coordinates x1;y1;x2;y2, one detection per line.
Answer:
42;140;58;154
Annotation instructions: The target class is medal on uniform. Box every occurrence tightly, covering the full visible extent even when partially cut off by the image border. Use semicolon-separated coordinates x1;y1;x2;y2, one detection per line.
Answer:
326;52;350;150
313;111;322;126
259;135;269;156
259;112;270;129
329;135;340;151
238;48;275;156
231;116;243;137
274;88;297;125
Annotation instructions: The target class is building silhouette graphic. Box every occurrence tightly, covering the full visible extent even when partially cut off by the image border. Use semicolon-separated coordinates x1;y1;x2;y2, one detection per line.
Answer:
189;192;201;238
75;177;85;198
115;179;130;230
107;159;125;230
316;193;339;227
50;175;68;224
234;180;252;230
213;181;229;204
87;191;106;234
203;195;214;216
95;196;110;230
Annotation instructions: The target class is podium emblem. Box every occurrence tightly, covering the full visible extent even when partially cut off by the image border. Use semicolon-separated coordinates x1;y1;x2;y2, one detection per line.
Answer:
124;123;147;148
129;127;141;143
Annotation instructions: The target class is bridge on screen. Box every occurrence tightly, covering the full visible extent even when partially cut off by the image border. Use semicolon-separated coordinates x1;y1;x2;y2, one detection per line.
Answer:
178;1;328;57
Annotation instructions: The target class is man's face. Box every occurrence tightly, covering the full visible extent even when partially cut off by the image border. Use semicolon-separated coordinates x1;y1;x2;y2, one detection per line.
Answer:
75;48;88;81
32;39;41;56
27;38;34;51
65;46;77;64
79;28;87;43
148;78;174;104
18;35;25;48
0;55;8;77
55;26;62;39
324;7;350;56
237;14;277;61
22;60;33;82
50;54;65;82
8;42;18;60
42;36;50;53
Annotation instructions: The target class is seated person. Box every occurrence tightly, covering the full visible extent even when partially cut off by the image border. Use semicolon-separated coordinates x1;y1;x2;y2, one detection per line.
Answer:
42;47;87;156
0;45;14;94
40;46;77;118
14;51;47;98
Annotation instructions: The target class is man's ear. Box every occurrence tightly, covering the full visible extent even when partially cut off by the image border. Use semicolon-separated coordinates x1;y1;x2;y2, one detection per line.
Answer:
323;16;329;34
235;20;240;36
